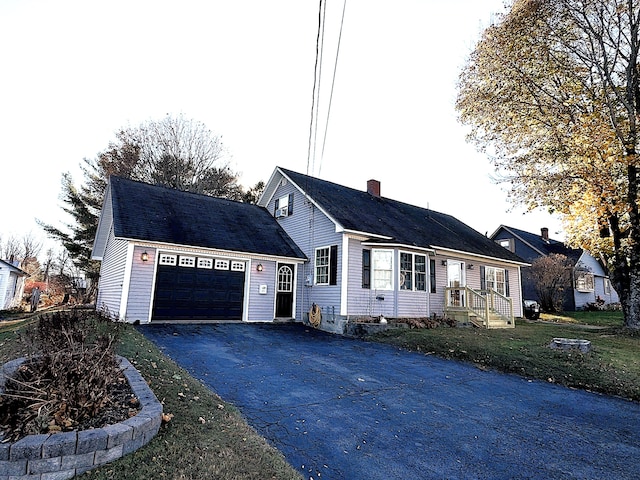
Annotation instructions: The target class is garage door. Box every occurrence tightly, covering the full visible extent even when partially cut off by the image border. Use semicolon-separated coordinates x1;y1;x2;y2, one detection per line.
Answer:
152;254;245;321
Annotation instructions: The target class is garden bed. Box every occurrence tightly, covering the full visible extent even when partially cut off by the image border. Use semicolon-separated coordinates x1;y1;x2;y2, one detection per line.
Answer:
0;355;162;479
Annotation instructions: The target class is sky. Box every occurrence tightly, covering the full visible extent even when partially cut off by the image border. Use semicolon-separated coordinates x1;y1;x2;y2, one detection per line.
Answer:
0;0;565;258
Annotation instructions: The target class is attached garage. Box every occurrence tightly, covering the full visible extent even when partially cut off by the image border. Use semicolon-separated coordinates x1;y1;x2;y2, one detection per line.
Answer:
92;176;306;324
151;254;246;321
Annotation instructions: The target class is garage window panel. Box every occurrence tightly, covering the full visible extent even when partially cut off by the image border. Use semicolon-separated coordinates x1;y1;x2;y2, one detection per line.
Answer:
197;258;213;269
159;254;177;266
179;256;196;267
215;259;230;270
230;261;245;272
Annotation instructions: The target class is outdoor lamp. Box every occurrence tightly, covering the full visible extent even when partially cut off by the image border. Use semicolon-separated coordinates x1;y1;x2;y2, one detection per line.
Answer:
141;251;149;262
256;263;263;272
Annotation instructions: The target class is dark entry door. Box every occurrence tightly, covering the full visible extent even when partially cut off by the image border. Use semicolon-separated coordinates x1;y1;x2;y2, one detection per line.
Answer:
275;264;294;318
152;261;245;321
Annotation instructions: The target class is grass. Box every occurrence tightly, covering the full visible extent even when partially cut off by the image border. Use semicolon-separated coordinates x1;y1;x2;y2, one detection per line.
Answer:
0;317;303;480
372;311;640;402
1;310;638;478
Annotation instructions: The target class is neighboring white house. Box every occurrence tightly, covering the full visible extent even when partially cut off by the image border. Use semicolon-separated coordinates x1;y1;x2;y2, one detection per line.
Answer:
0;259;27;310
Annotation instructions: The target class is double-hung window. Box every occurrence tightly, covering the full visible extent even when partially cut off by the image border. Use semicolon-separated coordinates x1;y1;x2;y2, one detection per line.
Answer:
315;245;338;285
372;249;393;290
575;272;594;292
400;252;427;291
483;266;508;296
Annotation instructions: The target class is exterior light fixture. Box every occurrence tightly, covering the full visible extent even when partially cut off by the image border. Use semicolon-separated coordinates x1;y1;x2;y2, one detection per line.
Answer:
141;251;149;262
467;264;474;270
441;260;447;266
256;263;263;272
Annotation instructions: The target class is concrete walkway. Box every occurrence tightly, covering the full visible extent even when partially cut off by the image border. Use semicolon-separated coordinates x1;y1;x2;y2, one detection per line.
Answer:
139;323;640;480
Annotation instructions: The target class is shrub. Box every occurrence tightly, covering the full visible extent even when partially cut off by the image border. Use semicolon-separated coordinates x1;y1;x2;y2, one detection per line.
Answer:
0;310;126;441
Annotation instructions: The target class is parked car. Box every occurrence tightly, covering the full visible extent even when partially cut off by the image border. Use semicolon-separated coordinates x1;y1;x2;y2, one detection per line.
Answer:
523;300;540;320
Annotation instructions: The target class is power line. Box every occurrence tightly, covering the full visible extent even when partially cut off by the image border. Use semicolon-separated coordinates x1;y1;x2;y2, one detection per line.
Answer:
319;0;347;177
306;0;326;177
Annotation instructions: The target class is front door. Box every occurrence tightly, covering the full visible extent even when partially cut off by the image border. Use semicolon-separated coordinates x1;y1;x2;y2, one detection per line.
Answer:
275;264;294;318
447;260;465;307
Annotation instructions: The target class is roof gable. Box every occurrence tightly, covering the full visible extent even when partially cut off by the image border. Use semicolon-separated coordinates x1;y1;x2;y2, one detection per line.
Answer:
104;176;306;260
277;168;525;263
0;259;28;276
491;225;582;264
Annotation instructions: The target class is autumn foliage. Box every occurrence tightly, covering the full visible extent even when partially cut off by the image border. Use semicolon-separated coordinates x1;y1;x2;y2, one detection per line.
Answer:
457;0;640;327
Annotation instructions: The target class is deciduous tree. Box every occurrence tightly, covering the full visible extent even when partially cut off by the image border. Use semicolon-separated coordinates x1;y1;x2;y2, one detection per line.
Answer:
527;254;574;312
40;115;243;301
457;0;640;327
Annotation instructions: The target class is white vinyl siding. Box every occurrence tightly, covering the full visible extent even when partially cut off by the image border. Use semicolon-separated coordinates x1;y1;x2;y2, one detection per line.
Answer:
96;226;128;318
125;245;156;322
267;179;342;319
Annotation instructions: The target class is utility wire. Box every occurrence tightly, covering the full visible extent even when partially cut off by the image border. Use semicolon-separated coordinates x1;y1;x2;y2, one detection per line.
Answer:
319;0;347;177
306;0;326;177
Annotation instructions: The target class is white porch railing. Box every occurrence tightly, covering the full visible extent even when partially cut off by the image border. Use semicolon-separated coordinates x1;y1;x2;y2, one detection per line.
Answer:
444;286;514;328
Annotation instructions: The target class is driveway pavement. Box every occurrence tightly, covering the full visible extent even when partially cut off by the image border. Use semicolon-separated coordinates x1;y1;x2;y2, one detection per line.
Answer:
139;323;640;480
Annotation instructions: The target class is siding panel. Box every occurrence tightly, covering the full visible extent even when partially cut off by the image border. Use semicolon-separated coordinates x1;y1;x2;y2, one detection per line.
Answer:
124;246;155;322
267;181;343;320
96;227;128;318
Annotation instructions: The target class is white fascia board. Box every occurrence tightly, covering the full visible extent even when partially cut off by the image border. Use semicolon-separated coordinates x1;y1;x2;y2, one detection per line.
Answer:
257;168;283;207
361;241;435;255
432;246;530;267
115;238;307;264
91;182;113;260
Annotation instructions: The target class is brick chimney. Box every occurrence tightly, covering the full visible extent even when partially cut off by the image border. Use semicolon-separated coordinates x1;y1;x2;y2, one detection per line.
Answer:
367;179;381;197
541;227;549;241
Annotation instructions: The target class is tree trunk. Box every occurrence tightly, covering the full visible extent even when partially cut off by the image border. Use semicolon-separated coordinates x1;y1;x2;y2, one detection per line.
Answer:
625;164;640;328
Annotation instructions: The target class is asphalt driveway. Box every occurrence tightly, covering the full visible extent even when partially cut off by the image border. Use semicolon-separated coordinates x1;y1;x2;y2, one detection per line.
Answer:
139;323;640;480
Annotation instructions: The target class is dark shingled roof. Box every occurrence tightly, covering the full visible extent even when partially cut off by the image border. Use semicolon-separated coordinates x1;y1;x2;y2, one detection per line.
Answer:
279;168;525;263
498;225;582;264
109;176;306;259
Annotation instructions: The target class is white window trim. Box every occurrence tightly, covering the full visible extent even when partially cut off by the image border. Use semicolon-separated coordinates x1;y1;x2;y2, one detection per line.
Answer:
575;272;595;292
399;251;427;292
179;256;196;267
314;246;331;285
231;261;245;272
215;259;230;270
485;266;506;295
197;257;213;269
158;254;177;266
372;249;394;291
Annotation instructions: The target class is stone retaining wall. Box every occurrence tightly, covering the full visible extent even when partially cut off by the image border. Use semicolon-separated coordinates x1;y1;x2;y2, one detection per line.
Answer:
0;356;162;480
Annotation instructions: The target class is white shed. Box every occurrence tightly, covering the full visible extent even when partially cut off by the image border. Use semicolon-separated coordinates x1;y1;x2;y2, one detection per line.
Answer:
0;259;28;310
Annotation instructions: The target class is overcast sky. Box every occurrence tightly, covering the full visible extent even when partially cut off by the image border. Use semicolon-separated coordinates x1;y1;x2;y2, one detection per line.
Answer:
0;0;565;256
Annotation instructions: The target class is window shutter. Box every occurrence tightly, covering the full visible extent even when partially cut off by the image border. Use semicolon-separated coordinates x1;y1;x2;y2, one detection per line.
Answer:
480;266;486;290
330;245;338;285
430;259;436;293
274;198;280;215
505;270;510;297
362;249;371;289
288;193;293;215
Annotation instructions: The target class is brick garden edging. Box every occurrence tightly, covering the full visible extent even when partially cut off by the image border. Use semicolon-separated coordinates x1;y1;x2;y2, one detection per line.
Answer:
0;356;162;480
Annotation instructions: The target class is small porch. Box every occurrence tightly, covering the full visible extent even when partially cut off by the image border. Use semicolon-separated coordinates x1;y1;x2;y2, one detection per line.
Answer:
444;286;515;329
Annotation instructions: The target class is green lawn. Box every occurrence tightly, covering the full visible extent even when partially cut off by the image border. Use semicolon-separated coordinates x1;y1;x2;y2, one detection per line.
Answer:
1;310;638;479
371;312;640;401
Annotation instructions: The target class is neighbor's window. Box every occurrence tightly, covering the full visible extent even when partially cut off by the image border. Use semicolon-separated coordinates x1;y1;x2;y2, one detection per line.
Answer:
604;278;612;295
372;249;393;290
315;245;337;285
400;252;426;291
575;272;594;292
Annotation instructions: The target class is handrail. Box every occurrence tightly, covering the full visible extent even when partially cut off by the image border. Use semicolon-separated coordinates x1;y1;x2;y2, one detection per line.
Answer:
444;286;513;327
